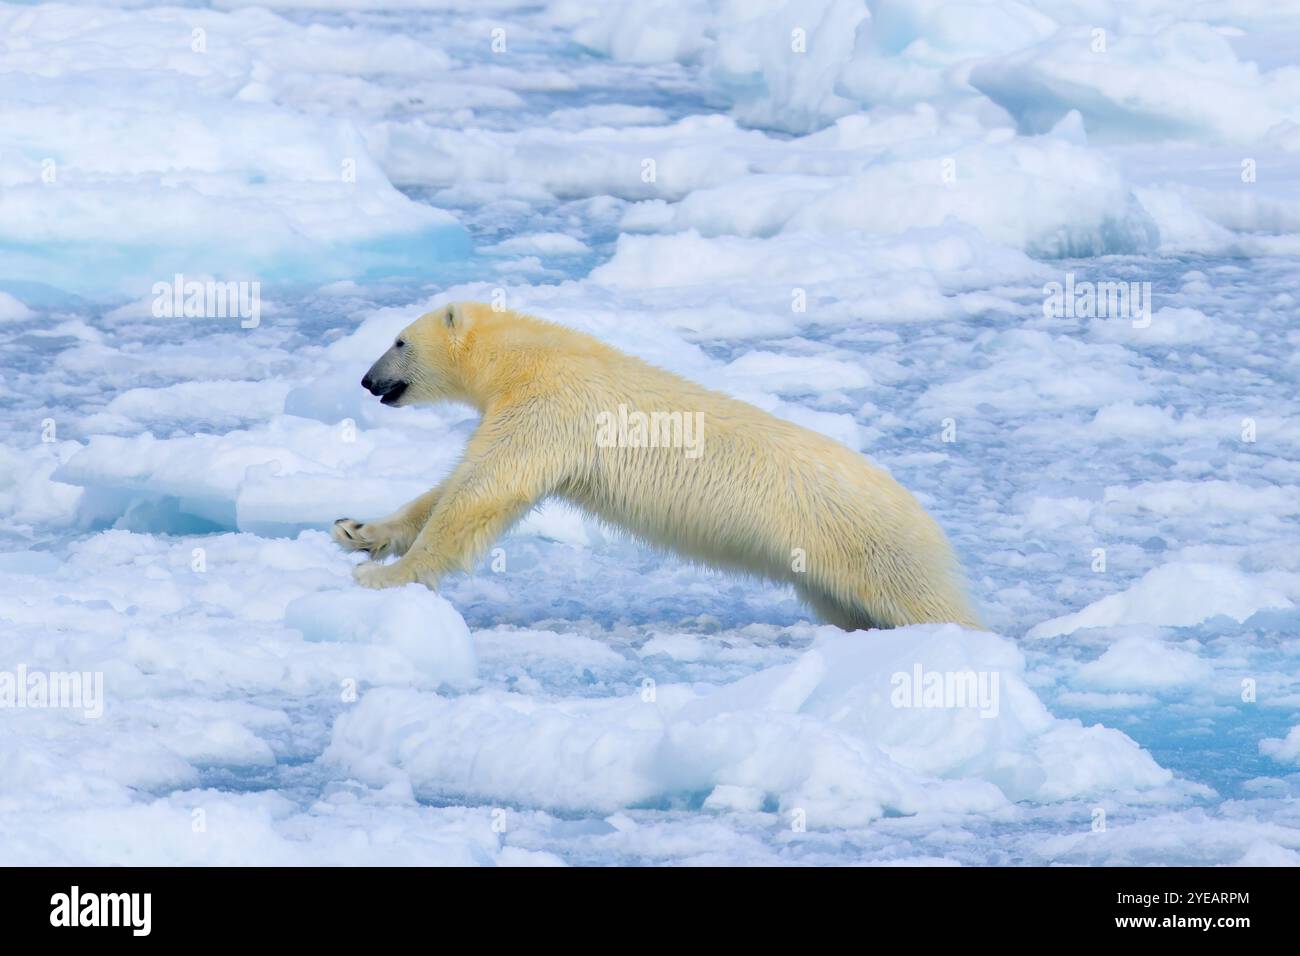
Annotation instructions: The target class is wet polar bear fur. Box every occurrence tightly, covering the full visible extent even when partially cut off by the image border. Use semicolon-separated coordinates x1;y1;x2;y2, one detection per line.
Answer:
333;302;980;630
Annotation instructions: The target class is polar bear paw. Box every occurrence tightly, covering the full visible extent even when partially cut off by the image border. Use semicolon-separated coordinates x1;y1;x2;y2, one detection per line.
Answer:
352;560;419;590
332;518;404;560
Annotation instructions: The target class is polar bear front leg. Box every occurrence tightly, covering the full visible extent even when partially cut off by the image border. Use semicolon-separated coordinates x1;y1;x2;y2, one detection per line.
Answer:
352;488;536;589
332;486;443;560
352;437;554;590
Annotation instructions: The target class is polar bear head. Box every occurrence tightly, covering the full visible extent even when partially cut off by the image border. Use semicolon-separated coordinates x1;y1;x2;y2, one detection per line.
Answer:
361;301;482;407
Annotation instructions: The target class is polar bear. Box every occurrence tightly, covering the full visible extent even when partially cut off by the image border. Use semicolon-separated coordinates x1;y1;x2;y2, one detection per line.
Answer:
332;302;980;630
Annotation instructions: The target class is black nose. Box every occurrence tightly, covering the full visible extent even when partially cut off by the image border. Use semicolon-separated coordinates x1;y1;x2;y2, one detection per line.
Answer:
361;375;374;392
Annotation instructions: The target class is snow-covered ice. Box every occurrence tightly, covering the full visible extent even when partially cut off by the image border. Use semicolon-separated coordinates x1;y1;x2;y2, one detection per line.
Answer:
2;0;1299;865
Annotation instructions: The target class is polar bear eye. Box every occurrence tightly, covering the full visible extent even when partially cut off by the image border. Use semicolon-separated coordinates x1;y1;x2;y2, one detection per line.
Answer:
394;338;406;348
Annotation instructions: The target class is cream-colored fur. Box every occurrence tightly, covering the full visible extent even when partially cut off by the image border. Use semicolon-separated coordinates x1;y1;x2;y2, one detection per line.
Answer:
333;302;980;630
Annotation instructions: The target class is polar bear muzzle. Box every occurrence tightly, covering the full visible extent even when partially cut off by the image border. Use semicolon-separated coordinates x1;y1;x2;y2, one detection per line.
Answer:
361;345;409;405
